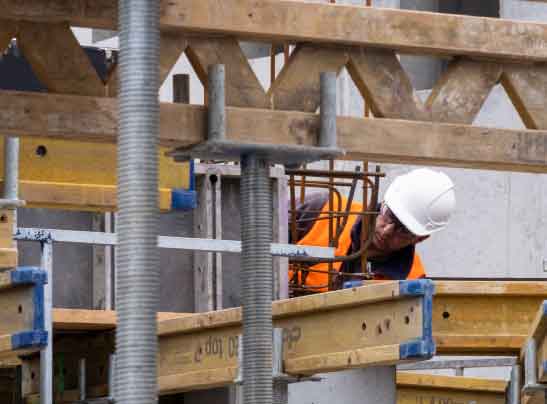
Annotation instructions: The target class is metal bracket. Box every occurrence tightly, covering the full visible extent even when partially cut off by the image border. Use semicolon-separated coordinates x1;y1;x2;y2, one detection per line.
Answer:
234;329;322;386
169;64;344;165
0;198;25;209
523;338;547;394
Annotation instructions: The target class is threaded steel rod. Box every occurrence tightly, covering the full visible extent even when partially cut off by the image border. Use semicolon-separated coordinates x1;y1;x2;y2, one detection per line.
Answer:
241;154;273;404
116;1;160;404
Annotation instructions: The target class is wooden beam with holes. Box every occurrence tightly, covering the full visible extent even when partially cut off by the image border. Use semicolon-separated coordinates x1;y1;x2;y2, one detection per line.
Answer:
1;90;547;173
433;281;547;355
0;268;47;357
3;0;547;62
397;372;508;404
0;136;190;211
22;280;434;399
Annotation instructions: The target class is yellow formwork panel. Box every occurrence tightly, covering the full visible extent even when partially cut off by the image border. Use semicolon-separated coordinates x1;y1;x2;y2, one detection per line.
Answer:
0;136;191;211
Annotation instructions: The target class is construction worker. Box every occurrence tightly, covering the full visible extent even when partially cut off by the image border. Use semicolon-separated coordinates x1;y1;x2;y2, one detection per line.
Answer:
289;168;456;291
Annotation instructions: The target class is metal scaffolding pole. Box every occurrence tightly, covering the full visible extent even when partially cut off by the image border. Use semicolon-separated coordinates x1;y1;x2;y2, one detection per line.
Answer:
116;1;160;404
40;240;53;404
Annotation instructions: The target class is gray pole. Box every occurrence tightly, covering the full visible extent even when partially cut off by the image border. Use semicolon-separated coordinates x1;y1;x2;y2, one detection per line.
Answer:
116;1;160;404
241;153;273;404
319;72;337;149
4;136;19;238
3;137;19;201
40;241;53;404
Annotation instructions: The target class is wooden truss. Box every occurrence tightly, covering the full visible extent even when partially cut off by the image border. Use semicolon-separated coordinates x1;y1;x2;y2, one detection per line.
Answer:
0;0;545;176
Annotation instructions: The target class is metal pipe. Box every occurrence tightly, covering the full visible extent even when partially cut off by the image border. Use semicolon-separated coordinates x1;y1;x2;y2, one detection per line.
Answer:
241;154;273;404
78;358;86;401
40;241;53;404
319;72;337;149
208;65;226;141
116;1;160;404
508;364;520;404
4;136;19;244
273;328;288;404
15;228;334;259
285;169;385;178
3;137;19;200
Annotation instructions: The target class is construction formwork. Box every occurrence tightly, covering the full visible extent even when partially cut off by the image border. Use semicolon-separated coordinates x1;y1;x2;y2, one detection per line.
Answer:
0;1;547;404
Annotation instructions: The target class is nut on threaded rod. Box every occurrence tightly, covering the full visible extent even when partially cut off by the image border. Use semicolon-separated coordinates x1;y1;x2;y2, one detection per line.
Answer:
208;64;226;141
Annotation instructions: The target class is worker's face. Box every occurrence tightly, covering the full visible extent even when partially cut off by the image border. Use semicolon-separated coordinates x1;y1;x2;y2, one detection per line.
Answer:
372;203;428;254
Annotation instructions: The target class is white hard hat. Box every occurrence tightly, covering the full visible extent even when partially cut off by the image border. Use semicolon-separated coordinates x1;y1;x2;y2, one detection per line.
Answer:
384;168;456;236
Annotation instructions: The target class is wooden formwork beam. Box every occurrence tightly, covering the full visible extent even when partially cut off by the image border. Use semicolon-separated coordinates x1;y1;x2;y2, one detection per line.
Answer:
433;281;547;355
1;90;546;173
397;372;507;404
2;0;547;62
22;280;434;399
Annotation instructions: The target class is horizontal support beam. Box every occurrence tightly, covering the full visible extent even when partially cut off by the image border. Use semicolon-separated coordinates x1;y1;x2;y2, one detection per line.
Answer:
23;280;434;397
0;135;190;193
6;180;174;212
14;227;335;259
433;281;547;354
398;357;517;371
397;372;507;404
3;0;547;62
2;91;546;173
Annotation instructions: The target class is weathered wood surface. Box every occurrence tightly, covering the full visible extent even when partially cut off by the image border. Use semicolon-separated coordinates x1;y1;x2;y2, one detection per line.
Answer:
186;37;269;108
1;90;546;173
24;282;430;397
397;372;507;404
434;281;547;354
3;1;547;61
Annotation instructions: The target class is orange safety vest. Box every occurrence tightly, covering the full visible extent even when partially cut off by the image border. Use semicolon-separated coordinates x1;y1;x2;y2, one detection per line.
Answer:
289;196;425;292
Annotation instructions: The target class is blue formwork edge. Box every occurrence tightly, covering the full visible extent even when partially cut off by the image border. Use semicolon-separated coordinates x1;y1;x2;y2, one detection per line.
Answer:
10;266;47;286
171;189;197;210
171;159;197;211
11;330;48;350
399;279;435;360
9;267;47;350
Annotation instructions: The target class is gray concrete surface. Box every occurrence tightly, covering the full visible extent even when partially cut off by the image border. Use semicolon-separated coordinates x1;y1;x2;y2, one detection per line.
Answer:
289;367;396;404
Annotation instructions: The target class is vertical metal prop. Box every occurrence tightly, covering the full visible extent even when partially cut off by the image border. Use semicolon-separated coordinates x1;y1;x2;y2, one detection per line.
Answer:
4;136;19;239
40;241;53;404
241;154;273;404
508;364;520;404
78;358;86;401
117;1;160;404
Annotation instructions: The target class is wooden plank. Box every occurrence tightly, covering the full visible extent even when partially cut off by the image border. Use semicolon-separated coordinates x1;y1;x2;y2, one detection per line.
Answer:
0;248;18;269
397;372;507;393
347;48;426;120
52;308;190;331
16;22;105;96
502;64;547;130
266;45;348;112
4;1;547;62
2;137;188;189
2;90;547;173
397;372;507;404
0;210;14;249
426;59;502;124
434;281;547;354
25;281;433;397
185;37;268;108
13;180;173;212
160;33;188;87
0;20;16;51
